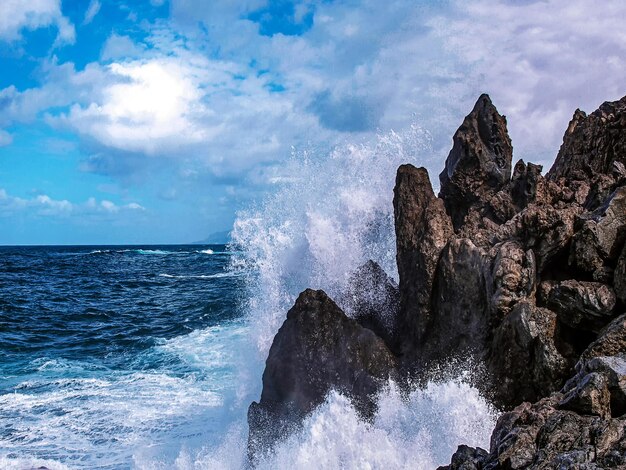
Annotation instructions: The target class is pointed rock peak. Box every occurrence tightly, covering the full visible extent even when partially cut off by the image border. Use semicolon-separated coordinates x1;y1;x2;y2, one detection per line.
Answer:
548;94;626;180
438;94;513;229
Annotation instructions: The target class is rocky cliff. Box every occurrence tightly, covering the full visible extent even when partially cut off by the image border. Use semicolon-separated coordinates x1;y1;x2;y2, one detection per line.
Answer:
248;93;626;468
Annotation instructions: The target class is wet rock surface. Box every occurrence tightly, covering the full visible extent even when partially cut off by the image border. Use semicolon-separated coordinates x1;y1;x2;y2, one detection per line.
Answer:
249;93;626;466
247;289;396;457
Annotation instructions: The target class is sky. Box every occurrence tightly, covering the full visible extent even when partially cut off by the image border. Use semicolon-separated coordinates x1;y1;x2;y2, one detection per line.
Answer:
0;0;624;245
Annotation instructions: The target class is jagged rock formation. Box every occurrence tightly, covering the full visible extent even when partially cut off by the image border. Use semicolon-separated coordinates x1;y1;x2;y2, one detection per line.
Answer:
247;289;396;457
248;93;626;466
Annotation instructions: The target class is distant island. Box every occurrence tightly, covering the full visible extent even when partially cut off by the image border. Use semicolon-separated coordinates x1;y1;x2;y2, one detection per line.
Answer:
192;230;232;245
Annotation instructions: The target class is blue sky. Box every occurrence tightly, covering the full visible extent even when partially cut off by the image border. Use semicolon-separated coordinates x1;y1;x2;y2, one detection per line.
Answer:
0;0;625;244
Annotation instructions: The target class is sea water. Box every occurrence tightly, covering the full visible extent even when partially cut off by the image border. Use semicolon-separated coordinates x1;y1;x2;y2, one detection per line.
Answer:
1;126;497;470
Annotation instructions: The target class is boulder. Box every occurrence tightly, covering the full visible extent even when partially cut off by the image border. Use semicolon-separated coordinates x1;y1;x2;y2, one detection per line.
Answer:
569;186;626;279
393;164;454;350
545;280;616;332
580;313;626;362
248;289;397;456
487;302;570;407
439;94;513;229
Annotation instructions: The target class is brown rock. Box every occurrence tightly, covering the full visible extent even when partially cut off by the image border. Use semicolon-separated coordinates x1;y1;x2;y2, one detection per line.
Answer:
393;164;454;351
546;280;617;332
487;302;570;407
547;95;626;181
439;94;513;229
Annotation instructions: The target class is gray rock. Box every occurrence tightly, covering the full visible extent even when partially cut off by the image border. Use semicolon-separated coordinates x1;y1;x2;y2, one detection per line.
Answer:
248;289;396;457
613;241;626;303
342;260;400;353
569;186;626;279
559;372;611;418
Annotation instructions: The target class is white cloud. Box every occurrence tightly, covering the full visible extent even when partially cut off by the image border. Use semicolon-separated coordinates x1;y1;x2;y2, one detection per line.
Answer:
0;0;75;45
2;0;625;197
83;0;101;25
0;190;143;217
101;34;145;61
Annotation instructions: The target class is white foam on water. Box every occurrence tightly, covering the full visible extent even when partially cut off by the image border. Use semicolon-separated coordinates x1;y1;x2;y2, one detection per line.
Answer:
0;322;250;469
181;123;498;469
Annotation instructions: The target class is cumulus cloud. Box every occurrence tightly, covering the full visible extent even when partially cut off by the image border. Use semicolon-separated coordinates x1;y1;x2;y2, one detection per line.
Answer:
0;0;75;45
0;189;143;217
2;0;625;199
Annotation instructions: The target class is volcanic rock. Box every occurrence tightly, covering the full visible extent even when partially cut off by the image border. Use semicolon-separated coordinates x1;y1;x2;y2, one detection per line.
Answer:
394;164;454;351
548;95;626;181
487;302;570;406
247;289;396;456
342;260;400;352
439;94;513;229
545;279;617;332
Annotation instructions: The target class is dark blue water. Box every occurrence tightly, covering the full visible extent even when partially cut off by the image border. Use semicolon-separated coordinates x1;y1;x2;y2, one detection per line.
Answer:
0;245;249;469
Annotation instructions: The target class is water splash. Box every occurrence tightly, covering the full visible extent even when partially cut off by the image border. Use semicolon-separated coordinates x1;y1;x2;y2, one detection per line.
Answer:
232;125;436;356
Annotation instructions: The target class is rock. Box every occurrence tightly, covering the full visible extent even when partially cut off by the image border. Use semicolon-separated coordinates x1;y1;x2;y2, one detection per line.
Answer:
511;160;543;210
494;202;580;274
425;238;489;365
487;302;570;407
545;280;616;332
580;313;626;362
437;445;488;470
342;260;400;352
559;372;611;418
615;243;626;303
488;241;536;321
577;356;626;418
482;393;626;469
569;186;626;278
393;164;454;351
439;94;513;229
248;289;396;456
548;95;626;181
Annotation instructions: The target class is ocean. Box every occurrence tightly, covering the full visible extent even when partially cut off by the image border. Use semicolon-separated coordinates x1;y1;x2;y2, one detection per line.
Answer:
1;127;498;470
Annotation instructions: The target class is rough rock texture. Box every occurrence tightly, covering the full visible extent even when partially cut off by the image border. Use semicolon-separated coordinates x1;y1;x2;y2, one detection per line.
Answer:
545;279;616;332
487;302;569;406
249;92;626;466
439;94;513;230
394;165;454;351
248;289;396;456
548;95;626;181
